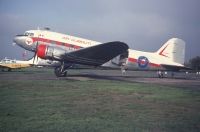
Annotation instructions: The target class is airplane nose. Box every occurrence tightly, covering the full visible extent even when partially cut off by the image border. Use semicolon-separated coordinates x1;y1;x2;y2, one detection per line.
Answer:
13;36;19;44
13;35;36;51
13;35;26;48
13;36;23;45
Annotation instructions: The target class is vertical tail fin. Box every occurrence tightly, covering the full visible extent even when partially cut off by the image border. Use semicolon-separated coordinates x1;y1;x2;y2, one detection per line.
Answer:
156;38;185;65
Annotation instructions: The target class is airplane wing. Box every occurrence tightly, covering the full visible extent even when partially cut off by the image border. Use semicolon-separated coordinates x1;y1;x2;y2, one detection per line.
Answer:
63;41;129;66
0;64;11;69
161;64;192;71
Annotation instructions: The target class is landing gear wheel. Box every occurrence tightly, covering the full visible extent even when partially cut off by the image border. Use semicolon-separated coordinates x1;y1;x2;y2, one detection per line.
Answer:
54;67;67;77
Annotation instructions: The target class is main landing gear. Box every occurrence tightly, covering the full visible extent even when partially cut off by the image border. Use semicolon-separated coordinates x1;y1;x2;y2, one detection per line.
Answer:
54;62;72;77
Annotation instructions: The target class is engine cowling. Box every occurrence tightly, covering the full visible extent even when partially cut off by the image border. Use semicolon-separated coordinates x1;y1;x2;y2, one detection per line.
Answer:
37;44;47;59
36;44;65;60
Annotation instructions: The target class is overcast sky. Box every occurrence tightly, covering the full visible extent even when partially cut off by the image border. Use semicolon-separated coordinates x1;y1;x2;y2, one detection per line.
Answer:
0;0;199;61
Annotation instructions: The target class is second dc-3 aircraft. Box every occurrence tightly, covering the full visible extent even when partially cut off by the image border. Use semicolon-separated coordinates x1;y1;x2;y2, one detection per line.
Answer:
13;29;189;77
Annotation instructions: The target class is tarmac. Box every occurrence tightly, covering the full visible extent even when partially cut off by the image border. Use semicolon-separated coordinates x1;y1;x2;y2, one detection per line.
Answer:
0;68;200;90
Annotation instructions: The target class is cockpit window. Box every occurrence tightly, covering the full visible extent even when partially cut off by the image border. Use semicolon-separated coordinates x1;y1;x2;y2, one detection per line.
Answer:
24;32;34;37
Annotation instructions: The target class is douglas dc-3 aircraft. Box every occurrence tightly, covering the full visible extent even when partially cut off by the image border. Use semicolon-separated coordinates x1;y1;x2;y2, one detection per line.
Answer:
13;29;189;77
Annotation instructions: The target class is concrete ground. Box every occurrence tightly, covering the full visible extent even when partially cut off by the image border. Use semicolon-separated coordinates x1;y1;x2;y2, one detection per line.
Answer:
0;68;200;90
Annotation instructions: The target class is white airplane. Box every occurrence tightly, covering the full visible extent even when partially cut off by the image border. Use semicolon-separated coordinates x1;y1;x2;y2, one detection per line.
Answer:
13;29;128;77
13;29;189;77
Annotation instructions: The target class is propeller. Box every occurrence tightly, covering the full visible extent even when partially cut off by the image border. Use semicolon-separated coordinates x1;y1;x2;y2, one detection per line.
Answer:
33;40;39;64
33;27;42;64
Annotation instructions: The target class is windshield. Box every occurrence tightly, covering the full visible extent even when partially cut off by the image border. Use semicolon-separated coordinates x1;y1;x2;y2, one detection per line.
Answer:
16;32;34;37
24;32;34;37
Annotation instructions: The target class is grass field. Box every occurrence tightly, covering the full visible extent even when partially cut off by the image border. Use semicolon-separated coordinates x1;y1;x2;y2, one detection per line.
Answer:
0;70;200;131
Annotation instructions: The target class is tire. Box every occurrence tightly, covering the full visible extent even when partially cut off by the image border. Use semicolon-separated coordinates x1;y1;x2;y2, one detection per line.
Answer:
54;67;67;77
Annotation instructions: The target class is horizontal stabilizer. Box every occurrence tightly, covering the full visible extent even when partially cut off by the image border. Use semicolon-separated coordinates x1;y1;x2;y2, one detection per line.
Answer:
161;64;192;71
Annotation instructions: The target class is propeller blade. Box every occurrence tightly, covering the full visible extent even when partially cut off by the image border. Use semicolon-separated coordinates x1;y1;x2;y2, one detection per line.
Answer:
33;41;39;64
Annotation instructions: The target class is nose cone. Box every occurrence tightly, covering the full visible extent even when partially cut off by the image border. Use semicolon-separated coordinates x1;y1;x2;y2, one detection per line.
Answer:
13;36;21;44
13;35;35;51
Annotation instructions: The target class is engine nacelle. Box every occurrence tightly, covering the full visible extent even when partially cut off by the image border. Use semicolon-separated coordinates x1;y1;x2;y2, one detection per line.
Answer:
102;50;129;68
111;50;128;66
37;44;65;60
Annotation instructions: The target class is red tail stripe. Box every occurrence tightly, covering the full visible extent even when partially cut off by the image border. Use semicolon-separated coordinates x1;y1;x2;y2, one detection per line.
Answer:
159;44;169;58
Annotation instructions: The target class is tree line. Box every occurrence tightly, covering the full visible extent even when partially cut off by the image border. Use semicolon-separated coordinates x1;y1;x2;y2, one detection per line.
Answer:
186;56;200;70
